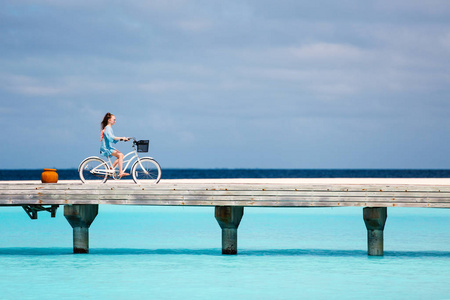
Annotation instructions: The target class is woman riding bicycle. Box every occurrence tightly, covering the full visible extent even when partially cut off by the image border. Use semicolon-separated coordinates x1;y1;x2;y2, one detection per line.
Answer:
100;112;130;177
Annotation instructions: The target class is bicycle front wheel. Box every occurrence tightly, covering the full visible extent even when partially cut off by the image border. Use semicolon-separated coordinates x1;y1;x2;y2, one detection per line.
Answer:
79;157;109;184
131;158;161;184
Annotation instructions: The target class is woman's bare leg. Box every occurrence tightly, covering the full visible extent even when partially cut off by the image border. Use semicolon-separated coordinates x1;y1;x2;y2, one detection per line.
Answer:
112;159;119;169
111;151;121;172
111;151;129;177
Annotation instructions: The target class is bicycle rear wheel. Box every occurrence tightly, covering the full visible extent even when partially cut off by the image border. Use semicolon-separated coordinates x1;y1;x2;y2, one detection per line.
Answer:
131;158;161;184
79;157;108;184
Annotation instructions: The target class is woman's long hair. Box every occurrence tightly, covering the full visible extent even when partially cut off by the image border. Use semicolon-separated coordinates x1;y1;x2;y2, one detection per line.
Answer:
101;112;113;130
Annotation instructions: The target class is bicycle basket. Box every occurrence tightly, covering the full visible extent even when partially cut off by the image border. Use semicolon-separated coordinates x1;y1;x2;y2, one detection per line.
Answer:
136;140;149;152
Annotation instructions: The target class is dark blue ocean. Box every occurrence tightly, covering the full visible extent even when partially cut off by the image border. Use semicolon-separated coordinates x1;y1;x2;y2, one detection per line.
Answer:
1;169;449;299
2;168;450;180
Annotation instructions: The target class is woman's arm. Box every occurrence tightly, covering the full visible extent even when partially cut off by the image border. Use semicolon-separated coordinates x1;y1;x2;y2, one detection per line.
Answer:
105;126;129;142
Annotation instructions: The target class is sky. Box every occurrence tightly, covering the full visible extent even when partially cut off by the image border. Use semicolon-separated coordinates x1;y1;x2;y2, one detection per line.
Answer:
1;0;450;169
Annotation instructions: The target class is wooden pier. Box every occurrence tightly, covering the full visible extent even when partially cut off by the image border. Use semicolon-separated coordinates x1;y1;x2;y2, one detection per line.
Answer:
1;179;449;255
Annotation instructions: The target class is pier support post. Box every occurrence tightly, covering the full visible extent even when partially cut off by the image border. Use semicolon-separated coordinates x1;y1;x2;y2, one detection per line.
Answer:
64;205;98;254
363;207;387;256
215;206;244;255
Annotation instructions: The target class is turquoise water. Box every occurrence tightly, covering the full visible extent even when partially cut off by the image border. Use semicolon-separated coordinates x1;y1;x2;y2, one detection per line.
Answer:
1;206;449;299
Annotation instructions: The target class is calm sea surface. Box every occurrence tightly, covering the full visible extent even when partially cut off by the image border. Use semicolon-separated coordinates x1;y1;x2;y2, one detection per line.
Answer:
1;169;449;299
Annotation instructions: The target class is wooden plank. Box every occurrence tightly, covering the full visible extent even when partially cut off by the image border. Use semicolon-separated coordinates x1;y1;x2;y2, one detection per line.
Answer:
2;192;450;203
3;182;450;192
3;195;450;205
2;186;450;196
17;192;450;201
3;198;450;208
0;193;447;199
2;190;450;201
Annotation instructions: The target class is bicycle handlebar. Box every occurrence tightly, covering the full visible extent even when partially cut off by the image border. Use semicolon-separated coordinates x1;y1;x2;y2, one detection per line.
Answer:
119;137;136;142
118;137;136;142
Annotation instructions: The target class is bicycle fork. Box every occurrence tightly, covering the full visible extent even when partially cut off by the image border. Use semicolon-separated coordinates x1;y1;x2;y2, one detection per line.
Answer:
135;157;149;175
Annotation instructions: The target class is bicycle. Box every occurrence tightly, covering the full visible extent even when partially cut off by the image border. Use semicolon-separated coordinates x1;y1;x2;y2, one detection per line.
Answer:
78;138;161;184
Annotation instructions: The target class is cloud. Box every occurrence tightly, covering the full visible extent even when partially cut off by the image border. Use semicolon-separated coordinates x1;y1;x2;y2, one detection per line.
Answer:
177;20;212;32
138;80;207;93
289;43;365;61
0;74;63;96
376;0;450;16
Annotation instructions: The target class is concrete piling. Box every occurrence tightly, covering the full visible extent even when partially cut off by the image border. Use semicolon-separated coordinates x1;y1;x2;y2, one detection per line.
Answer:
64;204;99;253
215;206;244;255
363;207;387;256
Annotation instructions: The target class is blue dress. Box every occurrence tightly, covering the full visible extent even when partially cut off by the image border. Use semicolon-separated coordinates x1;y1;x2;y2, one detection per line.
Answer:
100;126;118;157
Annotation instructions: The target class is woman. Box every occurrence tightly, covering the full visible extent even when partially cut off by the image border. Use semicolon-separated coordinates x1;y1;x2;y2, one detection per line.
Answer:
100;112;130;177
